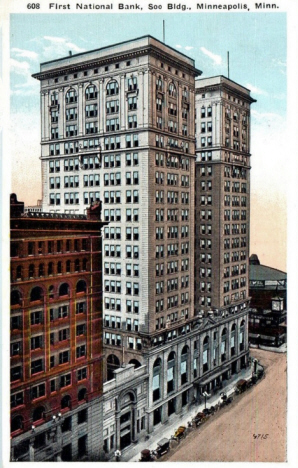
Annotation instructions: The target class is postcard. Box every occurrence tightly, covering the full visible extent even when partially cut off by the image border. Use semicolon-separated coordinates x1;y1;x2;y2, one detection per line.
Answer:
1;0;297;466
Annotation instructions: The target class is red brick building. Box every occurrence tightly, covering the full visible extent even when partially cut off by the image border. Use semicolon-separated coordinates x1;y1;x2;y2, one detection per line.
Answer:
10;194;106;461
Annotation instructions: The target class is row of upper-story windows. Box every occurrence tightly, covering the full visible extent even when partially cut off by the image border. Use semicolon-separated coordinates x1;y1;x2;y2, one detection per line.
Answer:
11;302;87;334
104;262;140;277
155;245;190;259
155;191;189;204
223;238;248;249
224;195;247;207
155;225;189;240
49;154;140;173
155;172;189;187
104;315;139;332
198;281;212;293
224;290;247;305
11;344;87;383
223;264;247;278
224;166;247;179
50;79;138;104
154;153;190;171
224;210;246;221
104;280;140;296
224;238;247;249
155;135;190;154
104;244;139;260
223;224;247;235
199;238;212;249
49;156;100;172
104;333;141;350
156;100;189;120
12;258;89;282
103;189;139;204
156;77;188;97
11;322;86;355
104;298;139;315
11;282;86;308
103;207;139;223
11;373;88;414
11;238;88;258
224;252;247;264
155;208;189;222
155;293;189;314
224;181;247;193
200;106;212;118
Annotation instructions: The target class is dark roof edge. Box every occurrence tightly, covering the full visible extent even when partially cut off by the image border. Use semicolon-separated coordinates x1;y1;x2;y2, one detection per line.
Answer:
39;34;197;67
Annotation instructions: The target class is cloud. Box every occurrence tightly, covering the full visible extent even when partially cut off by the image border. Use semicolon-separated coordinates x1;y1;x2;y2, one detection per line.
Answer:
10;58;39;96
271;58;286;68
10;58;31;76
176;45;194;52
11;48;38;61
43;36;86;59
251;109;284;126
200;47;222;66
250;109;287;199
246;83;268;96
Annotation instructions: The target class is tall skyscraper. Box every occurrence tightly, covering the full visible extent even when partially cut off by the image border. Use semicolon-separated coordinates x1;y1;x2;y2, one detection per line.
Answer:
194;75;256;355
31;41;254;453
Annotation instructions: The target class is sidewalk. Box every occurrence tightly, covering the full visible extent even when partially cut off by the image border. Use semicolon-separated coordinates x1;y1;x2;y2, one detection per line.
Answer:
119;363;254;462
250;343;287;353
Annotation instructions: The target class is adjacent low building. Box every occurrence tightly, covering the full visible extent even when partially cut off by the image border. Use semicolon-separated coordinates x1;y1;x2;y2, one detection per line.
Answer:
249;254;287;347
10;194;106;461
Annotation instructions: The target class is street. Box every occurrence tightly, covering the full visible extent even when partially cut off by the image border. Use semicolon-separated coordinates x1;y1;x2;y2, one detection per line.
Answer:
161;349;287;462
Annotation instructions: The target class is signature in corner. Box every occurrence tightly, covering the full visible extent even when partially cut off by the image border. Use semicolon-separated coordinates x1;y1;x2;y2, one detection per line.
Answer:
253;434;269;440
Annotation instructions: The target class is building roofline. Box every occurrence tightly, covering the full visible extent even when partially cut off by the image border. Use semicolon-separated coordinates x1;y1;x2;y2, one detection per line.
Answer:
250;263;287;276
195;75;257;103
39;34;196;67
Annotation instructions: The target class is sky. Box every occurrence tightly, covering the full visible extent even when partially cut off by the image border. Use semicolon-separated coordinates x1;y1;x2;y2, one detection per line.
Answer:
9;12;287;271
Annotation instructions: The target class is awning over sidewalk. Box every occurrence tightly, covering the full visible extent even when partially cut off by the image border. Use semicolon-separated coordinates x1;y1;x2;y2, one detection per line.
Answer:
194;364;230;387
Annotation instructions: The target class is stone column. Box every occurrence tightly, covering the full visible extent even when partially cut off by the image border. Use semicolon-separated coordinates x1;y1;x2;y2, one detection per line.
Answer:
137;70;144;128
56;423;63;461
58;87;65;139
41;92;47;141
177;82;182;136
144;69;150;128
115;410;121;450
29;438;35;461
78;83;84;136
120;74;126;131
99;78;105;134
131;404;137;443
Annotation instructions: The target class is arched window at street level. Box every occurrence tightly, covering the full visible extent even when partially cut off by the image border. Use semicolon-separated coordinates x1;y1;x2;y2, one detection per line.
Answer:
152;358;162;402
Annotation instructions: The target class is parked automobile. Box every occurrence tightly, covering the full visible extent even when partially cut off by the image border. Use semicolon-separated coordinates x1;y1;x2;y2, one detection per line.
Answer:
173;426;187;440
153;438;170;458
202;406;215;416
139;449;154;462
192;411;208;427
235;379;248;394
220;392;233;406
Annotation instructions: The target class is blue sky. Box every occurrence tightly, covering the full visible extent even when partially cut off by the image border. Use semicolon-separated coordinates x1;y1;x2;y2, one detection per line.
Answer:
11;13;286;115
10;12;287;270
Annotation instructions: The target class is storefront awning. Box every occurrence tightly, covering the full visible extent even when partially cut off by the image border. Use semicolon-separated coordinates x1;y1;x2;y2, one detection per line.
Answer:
194;364;230;387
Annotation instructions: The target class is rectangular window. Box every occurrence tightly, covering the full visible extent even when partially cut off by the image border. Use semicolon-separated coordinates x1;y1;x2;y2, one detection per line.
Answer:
76;345;86;359
60;373;71;388
77;367;87;381
31;359;43;375
31;383;45;400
